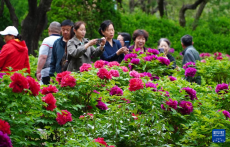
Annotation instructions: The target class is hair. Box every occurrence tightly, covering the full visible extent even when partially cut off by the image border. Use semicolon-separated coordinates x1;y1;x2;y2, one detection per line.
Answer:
49;21;61;34
158;38;171;47
98;20;114;36
74;21;86;30
15;34;22;41
61;19;74;27
118;32;131;43
132;29;149;41
181;35;193;46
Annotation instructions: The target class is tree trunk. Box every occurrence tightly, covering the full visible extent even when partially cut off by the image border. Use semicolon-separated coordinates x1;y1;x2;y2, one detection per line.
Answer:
192;0;209;30
179;0;204;27
158;0;164;18
129;0;137;13
21;0;53;55
0;0;4;17
4;0;18;27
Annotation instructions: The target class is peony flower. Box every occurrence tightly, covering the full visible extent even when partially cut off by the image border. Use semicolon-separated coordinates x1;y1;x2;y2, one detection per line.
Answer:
107;61;120;67
128;78;144;91
96;98;108;110
42;93;57;111
0;73;6;79
181;87;197;100
153;75;160;80
144;55;157;61
93;90;100;94
161;99;178;111
0;119;11;135
87;113;94;119
142;72;153;81
79;113;94;119
129;70;140;78
97;68;112;80
9;73;29;93
179;101;193;115
94;60;105;68
214;52;222;57
169;48;175;53
183;62;196;69
185;67;197;77
61;74;76;87
147;48;159;55
222;110;230;119
157;57;170;66
94;137;107;146
0;131;12;147
56;110;73;125
169;76;177;81
215;83;229;94
109;85;123;96
109;69;120;77
161;104;166;110
180;52;183;56
128;64;133;70
158;89;170;97
120;66;129;72
145;82;157;91
79;115;85;119
130;58;140;64
41;85;58;95
216;56;223;60
201;59;206;63
27;77;40;96
124;53;137;61
121;98;131;103
56;71;71;83
132;113;138;120
80;63;92;72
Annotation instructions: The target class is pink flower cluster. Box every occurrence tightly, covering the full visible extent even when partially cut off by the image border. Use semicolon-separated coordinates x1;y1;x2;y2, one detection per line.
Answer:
147;48;159;55
97;68;112;80
169;76;177;81
200;53;211;58
120;66;129;72
56;71;76;87
215;83;229;94
96;98;108;110
130;58;140;64
94;60;105;68
42;93;57;111
124;53;137;62
181;87;197;100
183;62;196;69
108;61;120;67
214;52;223;60
109;69;120;77
129;70;140;78
144;55;157;61
179;101;193;115
80;63;92;72
94;137;115;147
128;78;144;91
157;57;170;66
79;113;94;119
41;85;58;95
145;82;157;91
109;85;123;96
56;110;73;125
222;110;230;119
185;67;197;77
161;99;178;111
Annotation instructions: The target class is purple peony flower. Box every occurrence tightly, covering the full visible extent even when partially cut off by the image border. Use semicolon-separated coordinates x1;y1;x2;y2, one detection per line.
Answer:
185;67;197;77
130;58;140;64
135;48;141;52
124;53;137;62
145;82;157;91
104;61;109;65
129;70;140;78
147;48;159;55
166;98;178;110
169;48;175;53
96;98;108;110
181;87;197;100
128;64;133;70
0;131;12;147
200;53;210;58
183;62;196;69
153;75;160;80
179;101;193;115
142;72;153;80
161;104;166;110
222;110;230;119
144;55;157;61
169;76;177;81
0;73;6;79
215;83;229;94
109;85;123;96
93;90;100;94
157;57;170;66
180;52;183;56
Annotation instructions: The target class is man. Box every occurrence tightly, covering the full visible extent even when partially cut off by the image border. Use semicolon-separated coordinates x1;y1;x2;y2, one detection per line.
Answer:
49;19;74;77
36;22;61;84
181;34;201;85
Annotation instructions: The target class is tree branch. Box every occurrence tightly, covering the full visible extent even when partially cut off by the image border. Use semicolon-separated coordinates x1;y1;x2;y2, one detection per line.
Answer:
4;0;18;27
179;0;204;27
158;0;164;18
0;0;4;17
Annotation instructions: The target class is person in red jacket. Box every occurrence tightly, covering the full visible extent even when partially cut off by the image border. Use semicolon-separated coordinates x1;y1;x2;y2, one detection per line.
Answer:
0;26;30;74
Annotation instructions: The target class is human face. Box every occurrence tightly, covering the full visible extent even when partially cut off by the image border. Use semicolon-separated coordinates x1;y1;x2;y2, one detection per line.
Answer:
117;35;124;47
74;24;86;40
134;36;146;49
4;35;14;43
159;41;170;54
61;25;72;40
102;24;114;40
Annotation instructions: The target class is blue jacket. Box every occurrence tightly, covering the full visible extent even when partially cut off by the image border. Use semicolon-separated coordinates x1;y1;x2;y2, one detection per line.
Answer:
49;37;66;76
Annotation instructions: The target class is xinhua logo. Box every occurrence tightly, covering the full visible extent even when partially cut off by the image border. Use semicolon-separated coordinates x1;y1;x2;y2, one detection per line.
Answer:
212;129;226;143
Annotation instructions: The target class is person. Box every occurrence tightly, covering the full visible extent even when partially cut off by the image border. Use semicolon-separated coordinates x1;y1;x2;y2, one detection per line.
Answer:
36;22;61;84
66;21;105;72
49;20;74;77
99;20;128;63
181;35;201;85
0;26;30;74
158;38;176;69
117;32;131;48
129;29;149;53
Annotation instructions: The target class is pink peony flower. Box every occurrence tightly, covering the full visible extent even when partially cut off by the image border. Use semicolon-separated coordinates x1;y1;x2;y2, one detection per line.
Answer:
130;58;140;64
179;101;193;115
124;53;138;62
169;76;177;81
9;73;29;93
56;110;73;125
109;69;120;77
185;67;197;77
128;64;133;70
169;48;175;53
93;90;100;94
161;98;178;111
56;71;71;83
61;74;76;87
27;77;40;96
215;83;229;94
222;110;230;119
107;61;120;67
129;70;140;78
97;68;112;80
128;78;144;91
94;137;107;146
80;63;92;72
0;73;6;79
0;131;12;147
41;85;58;95
110;85;123;96
94;60;105;68
145;82;157;91
201;59;206;63
214;52;222;57
144;55;157;61
147;48;159;55
181;87;197;100
216;56;223;60
0;119;11;135
42;93;57;111
120;66;129;72
157;57;170;66
183;62;196;69
142;72;153;80
96;98;108;110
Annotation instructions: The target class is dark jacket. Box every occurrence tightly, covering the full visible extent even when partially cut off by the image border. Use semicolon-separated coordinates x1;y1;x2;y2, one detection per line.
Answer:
49;37;66;76
167;54;176;69
67;36;103;72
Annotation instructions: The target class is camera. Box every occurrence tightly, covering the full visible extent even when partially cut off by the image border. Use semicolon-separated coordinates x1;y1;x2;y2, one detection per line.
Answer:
124;41;130;48
158;48;164;53
96;39;102;45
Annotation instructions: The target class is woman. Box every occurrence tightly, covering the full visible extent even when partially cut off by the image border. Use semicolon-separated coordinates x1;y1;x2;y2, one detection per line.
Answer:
99;20;128;63
67;21;106;72
129;29;149;53
158;38;176;69
117;32;131;48
0;26;30;74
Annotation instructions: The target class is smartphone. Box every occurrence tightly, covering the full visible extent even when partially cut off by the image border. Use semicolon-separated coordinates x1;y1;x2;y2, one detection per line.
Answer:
96;39;102;45
158;48;164;53
124;41;130;48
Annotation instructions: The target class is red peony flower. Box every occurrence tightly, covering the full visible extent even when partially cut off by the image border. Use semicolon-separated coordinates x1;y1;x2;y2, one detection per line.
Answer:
97;68;112;80
109;69;120;77
80;63;92;72
0;119;11;135
27;77;40;96
41;85;58;95
132;113;138;120
61;74;76;87
56;71;71;83
94;60;105;68
42;93;57;111
120;66;129;72
56;110;73;125
9;73;29;93
107;61;120;67
94;137;107;146
128;78;144;91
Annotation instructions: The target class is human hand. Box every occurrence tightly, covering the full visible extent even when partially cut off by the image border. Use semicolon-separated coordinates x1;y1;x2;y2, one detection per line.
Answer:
100;37;106;46
36;72;41;81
